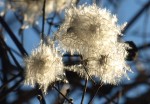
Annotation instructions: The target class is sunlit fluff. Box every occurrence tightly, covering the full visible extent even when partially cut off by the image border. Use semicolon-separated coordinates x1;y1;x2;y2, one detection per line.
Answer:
6;0;76;25
57;4;131;84
24;41;63;93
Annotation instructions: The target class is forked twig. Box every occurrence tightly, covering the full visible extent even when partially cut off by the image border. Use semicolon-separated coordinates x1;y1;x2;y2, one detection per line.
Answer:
82;62;96;85
37;92;46;104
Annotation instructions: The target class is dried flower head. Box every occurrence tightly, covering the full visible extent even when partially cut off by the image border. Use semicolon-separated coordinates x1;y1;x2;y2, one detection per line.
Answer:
6;0;76;25
56;4;131;84
24;40;63;93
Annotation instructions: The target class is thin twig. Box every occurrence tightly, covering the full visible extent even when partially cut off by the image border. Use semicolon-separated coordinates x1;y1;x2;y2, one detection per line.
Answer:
41;0;46;40
0;73;21;91
0;79;23;101
37;88;46;104
80;77;88;104
138;43;150;50
117;88;122;104
82;63;96;85
88;83;103;104
0;16;28;56
62;88;71;104
47;12;57;35
53;85;73;104
0;35;23;70
122;1;150;34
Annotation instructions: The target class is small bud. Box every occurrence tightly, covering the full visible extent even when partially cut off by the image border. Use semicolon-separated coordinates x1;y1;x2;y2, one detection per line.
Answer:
125;41;138;61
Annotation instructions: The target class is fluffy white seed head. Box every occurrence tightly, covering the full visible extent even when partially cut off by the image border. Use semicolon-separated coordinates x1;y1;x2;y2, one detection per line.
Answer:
56;4;127;58
24;41;63;93
57;4;131;84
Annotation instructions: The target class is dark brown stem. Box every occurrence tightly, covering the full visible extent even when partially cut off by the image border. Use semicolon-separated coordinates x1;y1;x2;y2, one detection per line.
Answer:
88;83;103;104
41;0;46;40
53;85;73;104
37;88;46;104
80;77;88;104
0;16;28;56
82;62;96;85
